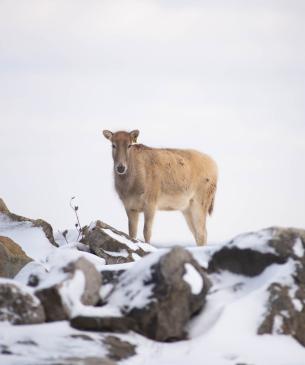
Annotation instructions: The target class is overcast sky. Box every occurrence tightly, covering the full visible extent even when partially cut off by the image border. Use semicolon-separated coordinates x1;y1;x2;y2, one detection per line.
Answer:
1;0;305;245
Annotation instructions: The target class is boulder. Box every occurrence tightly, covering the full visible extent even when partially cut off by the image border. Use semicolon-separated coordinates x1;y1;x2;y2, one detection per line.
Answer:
0;279;45;324
256;228;305;346
0;236;32;278
0;197;57;247
35;257;102;321
208;227;287;276
208;227;305;347
82;220;155;264
71;247;210;341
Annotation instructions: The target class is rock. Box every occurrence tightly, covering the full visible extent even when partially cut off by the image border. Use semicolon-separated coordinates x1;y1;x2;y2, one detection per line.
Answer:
82;220;155;264
0;197;57;247
0;236;32;278
35;257;102;321
71;315;135;334
208;227;288;276
208;246;285;277
64;258;102;306
0;198;9;214
103;335;136;361
207;227;305;347
256;228;305;346
0;279;45;324
71;247;210;342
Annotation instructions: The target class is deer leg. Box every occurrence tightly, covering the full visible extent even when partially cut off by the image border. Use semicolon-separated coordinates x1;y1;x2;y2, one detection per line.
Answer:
143;205;156;243
182;208;197;242
190;202;207;246
126;209;139;239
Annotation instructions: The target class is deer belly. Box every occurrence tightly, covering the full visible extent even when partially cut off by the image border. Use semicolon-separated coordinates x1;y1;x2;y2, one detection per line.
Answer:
157;194;191;211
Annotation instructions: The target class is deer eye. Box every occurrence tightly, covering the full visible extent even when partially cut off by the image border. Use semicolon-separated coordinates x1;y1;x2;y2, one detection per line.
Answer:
128;144;132;149
112;144;116;149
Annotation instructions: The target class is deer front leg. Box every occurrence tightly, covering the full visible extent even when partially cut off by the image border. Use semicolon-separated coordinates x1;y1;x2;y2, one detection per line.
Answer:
126;209;139;239
143;205;156;243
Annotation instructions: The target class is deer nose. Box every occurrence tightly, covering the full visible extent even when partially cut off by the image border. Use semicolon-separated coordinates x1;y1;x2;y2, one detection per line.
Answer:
116;164;127;174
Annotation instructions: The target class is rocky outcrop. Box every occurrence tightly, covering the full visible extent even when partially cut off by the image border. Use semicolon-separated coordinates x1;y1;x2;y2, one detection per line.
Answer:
71;246;210;341
256;228;305;346
0;197;57;247
35;257;102;321
208;227;305;347
82;220;155;264
0;236;32;278
208;227;287;276
0;279;45;324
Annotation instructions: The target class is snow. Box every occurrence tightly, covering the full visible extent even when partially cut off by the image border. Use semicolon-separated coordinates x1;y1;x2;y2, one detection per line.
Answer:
103;228;140;250
98;225;156;253
226;228;276;254
293;237;304;258
183;263;203;295
0;214;55;262
121;260;305;365
107;250;165;311
0;321;109;365
103;249;129;258
14;262;48;286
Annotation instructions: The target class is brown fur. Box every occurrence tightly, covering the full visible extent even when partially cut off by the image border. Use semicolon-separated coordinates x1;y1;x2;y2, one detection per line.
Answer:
103;130;218;245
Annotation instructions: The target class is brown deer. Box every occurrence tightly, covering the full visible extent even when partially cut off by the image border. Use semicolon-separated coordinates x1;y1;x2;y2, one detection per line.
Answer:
103;129;217;246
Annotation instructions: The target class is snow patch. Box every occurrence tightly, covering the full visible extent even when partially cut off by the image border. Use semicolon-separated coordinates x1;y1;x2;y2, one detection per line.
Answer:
293;238;304;258
0;214;55;262
183;263;203;295
227;228;276;254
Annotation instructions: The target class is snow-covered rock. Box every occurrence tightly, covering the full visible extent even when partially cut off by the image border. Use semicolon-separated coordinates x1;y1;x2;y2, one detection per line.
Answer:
1;207;305;365
207;227;305;347
0;198;57;263
72;246;210;341
35;257;102;321
82;220;155;264
0;279;45;324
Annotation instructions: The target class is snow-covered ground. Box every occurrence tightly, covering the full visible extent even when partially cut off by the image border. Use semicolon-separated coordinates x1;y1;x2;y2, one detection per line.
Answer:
1;215;305;365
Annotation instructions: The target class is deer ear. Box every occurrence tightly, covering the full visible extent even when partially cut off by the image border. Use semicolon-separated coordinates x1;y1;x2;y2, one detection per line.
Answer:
103;130;113;140
130;129;139;143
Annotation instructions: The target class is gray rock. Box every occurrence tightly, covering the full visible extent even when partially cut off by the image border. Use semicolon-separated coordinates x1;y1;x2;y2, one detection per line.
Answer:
103;335;136;361
0;236;32;278
36;257;102;321
256;228;305;346
207;226;305;347
0;279;45;324
208;246;285;276
82;220;154;264
71;247;210;342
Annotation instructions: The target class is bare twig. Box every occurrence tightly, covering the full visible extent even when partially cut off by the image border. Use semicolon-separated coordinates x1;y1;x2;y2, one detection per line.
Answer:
70;196;84;241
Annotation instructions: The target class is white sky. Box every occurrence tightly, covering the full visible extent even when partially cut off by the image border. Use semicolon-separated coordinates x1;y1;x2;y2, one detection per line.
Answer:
1;0;305;245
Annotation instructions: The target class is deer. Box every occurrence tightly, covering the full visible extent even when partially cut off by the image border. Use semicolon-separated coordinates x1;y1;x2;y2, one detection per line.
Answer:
102;129;218;246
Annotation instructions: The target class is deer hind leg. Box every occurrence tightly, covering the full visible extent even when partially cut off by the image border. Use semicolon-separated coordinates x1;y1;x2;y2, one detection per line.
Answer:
126;209;139;239
189;200;208;246
143;205;156;243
